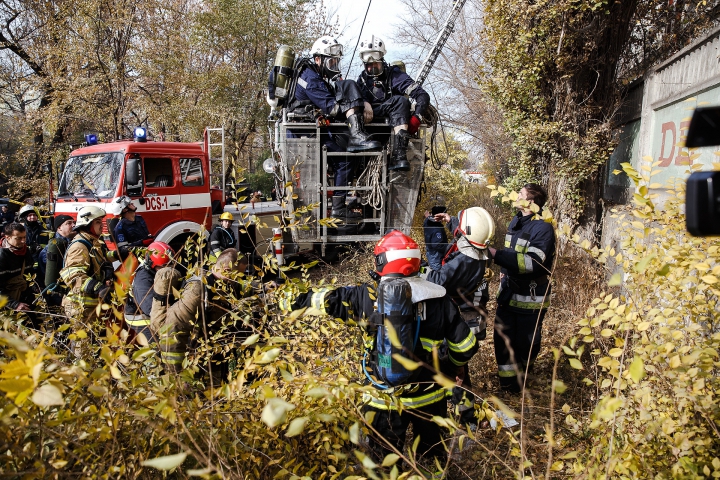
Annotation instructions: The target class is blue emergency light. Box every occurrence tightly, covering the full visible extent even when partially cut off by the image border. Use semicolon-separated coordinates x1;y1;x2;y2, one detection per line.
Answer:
84;134;98;145
134;127;147;142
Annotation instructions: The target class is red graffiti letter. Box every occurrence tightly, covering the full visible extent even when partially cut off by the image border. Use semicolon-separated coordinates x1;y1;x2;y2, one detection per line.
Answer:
658;122;676;167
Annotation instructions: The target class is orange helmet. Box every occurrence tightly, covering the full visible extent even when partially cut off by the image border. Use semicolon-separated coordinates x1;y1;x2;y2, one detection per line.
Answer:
374;230;421;277
146;241;174;269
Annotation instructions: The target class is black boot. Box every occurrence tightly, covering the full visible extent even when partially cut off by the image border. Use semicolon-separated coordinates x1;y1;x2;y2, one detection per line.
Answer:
346;113;381;153
389;129;411;171
331;195;362;223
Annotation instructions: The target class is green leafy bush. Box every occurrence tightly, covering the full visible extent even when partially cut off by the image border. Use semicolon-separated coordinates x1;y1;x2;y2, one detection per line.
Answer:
563;163;720;478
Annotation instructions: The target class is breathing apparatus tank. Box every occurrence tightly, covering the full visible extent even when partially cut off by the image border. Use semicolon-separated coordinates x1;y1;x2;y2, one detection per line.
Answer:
268;45;296;106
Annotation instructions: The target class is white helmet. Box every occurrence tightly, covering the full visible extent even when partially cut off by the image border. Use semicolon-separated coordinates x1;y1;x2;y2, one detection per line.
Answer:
18;205;37;220
359;35;386;77
74;205;106;230
455;207;495;249
107;195;132;216
311;36;342;77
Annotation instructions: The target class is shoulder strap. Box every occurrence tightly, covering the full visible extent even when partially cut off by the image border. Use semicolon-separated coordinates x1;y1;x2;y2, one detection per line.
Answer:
62;237;94;268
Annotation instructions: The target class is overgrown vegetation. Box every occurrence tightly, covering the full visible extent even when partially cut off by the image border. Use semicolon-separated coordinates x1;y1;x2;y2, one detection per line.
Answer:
480;0;718;227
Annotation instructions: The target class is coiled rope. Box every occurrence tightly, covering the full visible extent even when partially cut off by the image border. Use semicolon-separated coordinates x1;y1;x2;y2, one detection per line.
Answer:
356;154;384;211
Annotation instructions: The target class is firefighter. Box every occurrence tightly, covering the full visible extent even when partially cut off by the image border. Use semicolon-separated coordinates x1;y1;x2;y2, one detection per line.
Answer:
488;183;556;393
124;241;175;343
423;206;449;271
106;195;132;239
59;206;126;321
18;205;52;276
150;248;250;382
356;35;431;172
0;223;35;314
0;204;15;226
40;215;76;307
114;198;153;248
208;212;236;262
288;35;381;223
291;231;478;468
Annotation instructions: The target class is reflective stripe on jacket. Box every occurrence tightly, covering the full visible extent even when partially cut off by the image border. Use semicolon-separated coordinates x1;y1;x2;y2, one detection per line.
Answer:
493;211;556;312
292;283;478;409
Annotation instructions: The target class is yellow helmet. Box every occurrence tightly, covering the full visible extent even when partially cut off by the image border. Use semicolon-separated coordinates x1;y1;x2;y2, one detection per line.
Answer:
219;212;234;221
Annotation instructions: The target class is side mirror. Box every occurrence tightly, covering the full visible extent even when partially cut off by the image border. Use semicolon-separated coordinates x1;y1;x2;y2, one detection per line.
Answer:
126;157;140;186
686;106;720;148
686;106;720;236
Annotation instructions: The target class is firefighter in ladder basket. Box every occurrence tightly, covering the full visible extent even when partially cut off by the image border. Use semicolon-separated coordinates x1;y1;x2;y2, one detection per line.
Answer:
268;36;382;224
357;35;431;172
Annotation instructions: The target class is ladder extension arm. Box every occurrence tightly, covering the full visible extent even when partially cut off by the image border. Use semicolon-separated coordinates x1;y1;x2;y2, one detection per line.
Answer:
415;0;468;87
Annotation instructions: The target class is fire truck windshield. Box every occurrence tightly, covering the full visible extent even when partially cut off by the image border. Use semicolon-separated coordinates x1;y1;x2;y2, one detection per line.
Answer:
58;152;123;198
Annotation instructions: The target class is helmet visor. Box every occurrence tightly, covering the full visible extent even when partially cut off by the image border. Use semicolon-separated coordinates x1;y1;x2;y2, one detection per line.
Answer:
361;50;384;63
324;44;343;56
323;56;341;74
365;61;384;77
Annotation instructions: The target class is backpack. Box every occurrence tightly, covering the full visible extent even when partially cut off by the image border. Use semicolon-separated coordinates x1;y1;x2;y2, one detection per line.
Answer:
364;277;425;389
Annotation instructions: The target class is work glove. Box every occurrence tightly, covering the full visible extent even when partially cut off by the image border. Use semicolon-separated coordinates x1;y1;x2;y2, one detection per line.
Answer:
466;316;487;340
116;246;130;260
408;114;422;135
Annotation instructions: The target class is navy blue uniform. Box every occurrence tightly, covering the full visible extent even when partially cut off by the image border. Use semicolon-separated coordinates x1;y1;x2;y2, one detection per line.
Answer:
423;217;448;271
115;215;151;248
492;211;556;392
0;209;14;225
292;281;477;461
292;64;369;190
357;63;430;127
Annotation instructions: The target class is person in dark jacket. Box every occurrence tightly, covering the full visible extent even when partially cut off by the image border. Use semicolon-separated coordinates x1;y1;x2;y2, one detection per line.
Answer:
125;241;175;343
18;205;52;274
288;35;381;222
114;199;153;248
423;207;449;271
0;223;35;313
291;231;478;469
489;183;556;393
208;212;236;262
41;215;76;306
356;35;431;172
0;204;15;226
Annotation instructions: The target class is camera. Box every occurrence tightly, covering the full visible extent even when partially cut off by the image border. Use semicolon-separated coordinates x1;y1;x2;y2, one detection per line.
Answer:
685;106;720;236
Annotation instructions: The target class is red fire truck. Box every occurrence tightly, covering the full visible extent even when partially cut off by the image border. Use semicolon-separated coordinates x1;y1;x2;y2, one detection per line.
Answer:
53;128;227;253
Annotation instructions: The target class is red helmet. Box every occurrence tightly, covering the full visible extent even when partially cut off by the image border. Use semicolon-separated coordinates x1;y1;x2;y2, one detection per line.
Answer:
146;241;174;269
374;230;421;277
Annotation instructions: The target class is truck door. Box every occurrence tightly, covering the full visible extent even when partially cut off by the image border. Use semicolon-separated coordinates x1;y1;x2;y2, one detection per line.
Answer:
178;156;212;229
126;155;182;235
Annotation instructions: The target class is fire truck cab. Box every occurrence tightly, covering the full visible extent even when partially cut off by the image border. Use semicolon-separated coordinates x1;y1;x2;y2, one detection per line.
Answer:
54;130;224;253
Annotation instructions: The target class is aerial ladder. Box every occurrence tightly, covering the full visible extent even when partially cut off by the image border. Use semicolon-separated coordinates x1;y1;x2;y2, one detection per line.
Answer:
415;0;468;87
267;1;468;259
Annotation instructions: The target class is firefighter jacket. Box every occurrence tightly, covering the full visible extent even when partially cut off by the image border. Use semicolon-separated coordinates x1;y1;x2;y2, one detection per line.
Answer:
292;282;478;410
41;233;70;290
357;63;430;118
208;226;236;260
124;263;156;337
59;231;118;314
493;211;556;312
426;236;488;309
0;239;34;309
293;63;365;118
150;270;245;371
24;220;52;263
